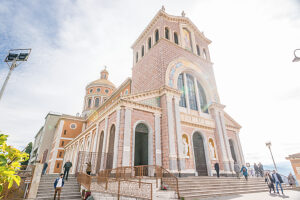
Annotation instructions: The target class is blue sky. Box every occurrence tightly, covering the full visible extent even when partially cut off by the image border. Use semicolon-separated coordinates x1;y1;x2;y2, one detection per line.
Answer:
0;0;300;175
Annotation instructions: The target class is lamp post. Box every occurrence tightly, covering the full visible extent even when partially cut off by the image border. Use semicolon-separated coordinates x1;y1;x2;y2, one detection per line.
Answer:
292;49;300;62
0;49;31;101
265;141;277;171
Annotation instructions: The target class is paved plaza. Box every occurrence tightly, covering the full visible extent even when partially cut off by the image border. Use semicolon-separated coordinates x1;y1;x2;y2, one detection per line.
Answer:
201;190;300;200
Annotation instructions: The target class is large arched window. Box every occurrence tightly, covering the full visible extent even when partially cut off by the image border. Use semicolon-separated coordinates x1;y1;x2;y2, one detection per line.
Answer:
88;98;92;108
177;73;208;113
203;49;207;59
136;52;138;63
165;27;170;40
186;74;198;111
141;45;144;57
155;29;159;43
197;82;208;113
177;73;186;107
174;32;179;44
148;37;152;49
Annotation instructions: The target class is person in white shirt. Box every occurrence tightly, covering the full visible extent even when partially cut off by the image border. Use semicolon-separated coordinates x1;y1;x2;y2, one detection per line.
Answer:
54;173;64;200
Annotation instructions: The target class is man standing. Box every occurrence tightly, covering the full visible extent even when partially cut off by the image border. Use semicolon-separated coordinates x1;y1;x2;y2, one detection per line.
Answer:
214;162;220;178
63;160;72;181
234;162;240;179
42;162;48;175
258;162;264;177
254;163;259;177
54;173;64;200
272;170;284;195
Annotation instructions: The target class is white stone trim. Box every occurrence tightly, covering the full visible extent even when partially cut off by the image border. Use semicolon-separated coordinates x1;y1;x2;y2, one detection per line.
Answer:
100;117;109;170
122;108;132;166
113;109;121;168
154;113;162;166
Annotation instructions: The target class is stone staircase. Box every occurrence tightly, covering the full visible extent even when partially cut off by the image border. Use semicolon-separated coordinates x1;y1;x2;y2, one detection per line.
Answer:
178;176;291;200
36;174;81;200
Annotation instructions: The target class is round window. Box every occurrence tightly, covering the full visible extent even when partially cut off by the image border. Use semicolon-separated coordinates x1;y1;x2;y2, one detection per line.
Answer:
70;123;77;129
105;89;109;93
97;88;101;92
89;89;93;93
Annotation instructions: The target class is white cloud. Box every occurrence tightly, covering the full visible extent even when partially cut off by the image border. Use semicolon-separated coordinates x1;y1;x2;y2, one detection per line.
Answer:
0;0;299;168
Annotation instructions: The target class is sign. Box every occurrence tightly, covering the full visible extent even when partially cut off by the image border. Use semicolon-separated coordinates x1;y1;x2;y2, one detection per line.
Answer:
25;178;31;184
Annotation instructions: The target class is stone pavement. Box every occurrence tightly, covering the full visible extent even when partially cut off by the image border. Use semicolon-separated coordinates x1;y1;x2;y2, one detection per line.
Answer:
200;190;300;200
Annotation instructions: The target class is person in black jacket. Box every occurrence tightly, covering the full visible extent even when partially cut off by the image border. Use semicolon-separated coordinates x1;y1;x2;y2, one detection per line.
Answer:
214;162;220;178
265;172;275;193
272;170;284;195
63;160;72;181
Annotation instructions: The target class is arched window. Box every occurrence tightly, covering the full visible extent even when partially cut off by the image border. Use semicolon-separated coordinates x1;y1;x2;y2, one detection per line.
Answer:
197;81;208;113
148;37;152;49
88;98;92;108
141;45;144;57
186;74;198;111
155;29;159;43
95;98;99;107
177;73;186;107
196;45;200;56
165;27;169;40
136;52;138;63
174;32;179;44
203;49;207;59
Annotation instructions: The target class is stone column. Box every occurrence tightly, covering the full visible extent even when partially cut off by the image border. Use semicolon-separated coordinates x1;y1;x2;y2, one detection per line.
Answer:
92;122;99;152
209;103;231;173
113;108;121;168
174;97;185;171
122;108;132;166
193;76;202;114
166;94;177;171
154;113;162;166
236;132;245;165
100;117;109;170
72;142;79;174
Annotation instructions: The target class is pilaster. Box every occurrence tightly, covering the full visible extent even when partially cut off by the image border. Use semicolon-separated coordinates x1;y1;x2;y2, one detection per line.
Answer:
100;117;109;170
122;108;132;166
113;108;121;168
154;113;162;166
174;97;185;171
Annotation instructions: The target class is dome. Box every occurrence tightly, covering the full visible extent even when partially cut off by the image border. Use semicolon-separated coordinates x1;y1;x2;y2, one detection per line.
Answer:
86;67;116;89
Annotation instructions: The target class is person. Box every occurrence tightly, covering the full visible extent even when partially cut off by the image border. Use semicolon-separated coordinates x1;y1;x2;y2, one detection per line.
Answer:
265;172;275;194
254;163;259;177
272;170;284;195
214;162;220;178
86;162;92;175
234;162;240;179
240;165;248;181
63;160;72;181
54;173;64;200
288;172;296;188
258;162;264;177
42;162;48;175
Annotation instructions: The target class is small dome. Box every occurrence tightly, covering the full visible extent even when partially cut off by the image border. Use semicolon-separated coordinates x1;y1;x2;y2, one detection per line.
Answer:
86;67;116;89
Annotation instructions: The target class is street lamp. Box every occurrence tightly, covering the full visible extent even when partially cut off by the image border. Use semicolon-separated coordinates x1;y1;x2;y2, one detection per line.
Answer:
0;48;31;101
265;141;278;171
292;49;300;62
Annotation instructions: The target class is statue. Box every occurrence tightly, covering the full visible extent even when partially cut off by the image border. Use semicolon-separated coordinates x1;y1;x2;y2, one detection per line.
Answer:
182;135;189;157
209;139;216;160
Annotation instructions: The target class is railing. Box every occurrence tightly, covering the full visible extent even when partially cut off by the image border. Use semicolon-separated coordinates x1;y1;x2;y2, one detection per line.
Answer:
96;165;180;199
77;172;92;191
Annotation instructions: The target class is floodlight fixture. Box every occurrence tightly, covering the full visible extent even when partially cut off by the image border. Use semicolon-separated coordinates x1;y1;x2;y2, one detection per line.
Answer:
292;49;300;62
0;48;31;101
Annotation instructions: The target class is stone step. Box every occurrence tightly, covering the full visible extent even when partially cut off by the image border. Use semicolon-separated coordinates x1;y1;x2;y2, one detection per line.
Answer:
178;184;269;191
37;191;81;198
37;187;80;193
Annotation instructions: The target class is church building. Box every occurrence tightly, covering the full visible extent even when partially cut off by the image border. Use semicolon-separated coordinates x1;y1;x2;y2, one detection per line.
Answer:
53;8;244;176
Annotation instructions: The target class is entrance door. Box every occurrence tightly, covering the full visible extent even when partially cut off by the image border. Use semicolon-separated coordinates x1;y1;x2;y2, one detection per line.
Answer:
229;139;237;163
193;132;208;176
134;123;148;166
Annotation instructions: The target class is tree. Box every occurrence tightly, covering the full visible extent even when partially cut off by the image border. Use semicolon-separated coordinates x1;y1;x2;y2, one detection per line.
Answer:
0;134;29;197
21;142;32;166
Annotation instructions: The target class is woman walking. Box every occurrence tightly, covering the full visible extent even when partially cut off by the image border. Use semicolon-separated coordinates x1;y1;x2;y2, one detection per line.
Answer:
288;172;296;188
265;172;275;194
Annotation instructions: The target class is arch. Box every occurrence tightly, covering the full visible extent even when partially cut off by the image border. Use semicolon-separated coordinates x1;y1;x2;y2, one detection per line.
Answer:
229;139;238;163
174;32;179;44
165;27;170;40
141;45;144;57
132;120;153;167
148;37;152;49
136;52;138;63
191;130;211;176
96;131;104;172
155;29;159;43
177;73;186;107
106;125;115;169
165;57;215;104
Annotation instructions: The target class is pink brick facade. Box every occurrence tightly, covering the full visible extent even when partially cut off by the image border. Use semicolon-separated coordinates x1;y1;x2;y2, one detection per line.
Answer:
62;8;244;177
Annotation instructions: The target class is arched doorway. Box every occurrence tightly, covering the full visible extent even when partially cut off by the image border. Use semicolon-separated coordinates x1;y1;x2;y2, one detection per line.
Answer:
134;123;149;166
106;125;115;169
193;132;208;176
229;139;237;163
96;131;104;172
